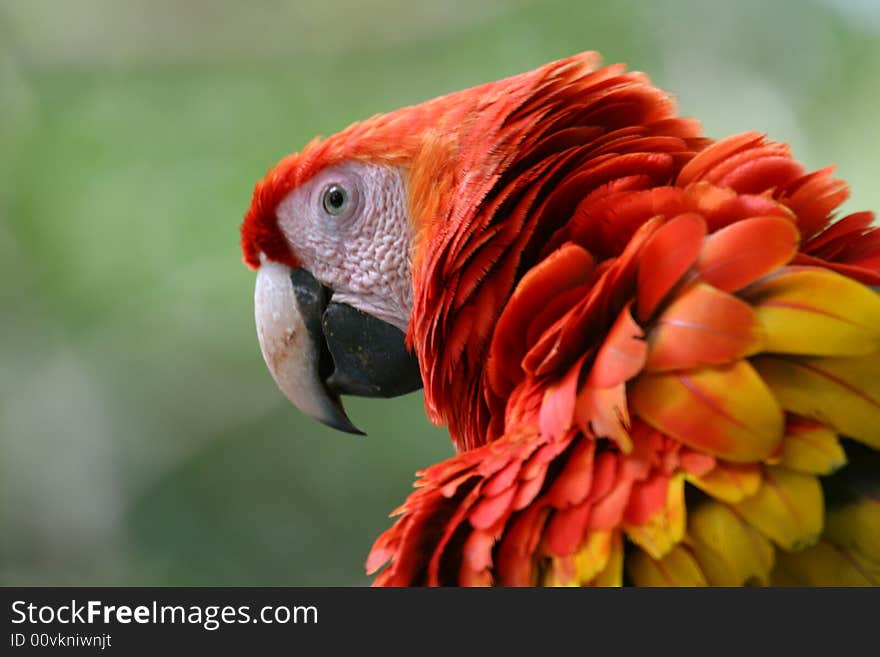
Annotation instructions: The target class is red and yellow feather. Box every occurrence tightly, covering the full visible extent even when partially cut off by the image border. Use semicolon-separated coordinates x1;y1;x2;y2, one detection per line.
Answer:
244;53;880;586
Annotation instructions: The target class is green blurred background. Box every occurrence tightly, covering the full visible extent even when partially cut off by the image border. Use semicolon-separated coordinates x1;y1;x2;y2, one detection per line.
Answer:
1;0;877;585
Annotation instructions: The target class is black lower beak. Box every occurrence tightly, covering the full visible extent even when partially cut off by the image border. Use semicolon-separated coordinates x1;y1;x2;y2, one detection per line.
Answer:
289;268;423;434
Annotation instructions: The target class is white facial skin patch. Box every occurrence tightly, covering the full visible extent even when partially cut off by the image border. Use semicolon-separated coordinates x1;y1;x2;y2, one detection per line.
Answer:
274;162;414;331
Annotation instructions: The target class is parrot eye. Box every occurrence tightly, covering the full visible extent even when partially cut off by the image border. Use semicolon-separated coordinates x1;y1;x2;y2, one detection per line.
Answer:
321;184;351;216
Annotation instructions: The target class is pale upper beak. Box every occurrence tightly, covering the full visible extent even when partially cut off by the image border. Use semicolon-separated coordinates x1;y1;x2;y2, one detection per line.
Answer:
254;258;422;434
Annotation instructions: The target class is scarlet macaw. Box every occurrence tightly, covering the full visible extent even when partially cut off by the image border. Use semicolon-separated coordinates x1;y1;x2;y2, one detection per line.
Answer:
241;53;880;586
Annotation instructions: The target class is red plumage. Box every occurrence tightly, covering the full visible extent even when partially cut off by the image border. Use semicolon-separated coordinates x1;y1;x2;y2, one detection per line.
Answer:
243;53;880;586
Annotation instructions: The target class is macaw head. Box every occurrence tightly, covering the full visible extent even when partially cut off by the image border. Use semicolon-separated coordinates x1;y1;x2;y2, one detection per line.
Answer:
240;129;426;434
239;54;499;434
239;55;595;435
239;52;709;443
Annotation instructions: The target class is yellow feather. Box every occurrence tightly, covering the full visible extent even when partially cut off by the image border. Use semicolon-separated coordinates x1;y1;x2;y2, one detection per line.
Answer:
541;558;579;587
731;466;823;551
624;473;686;560
771;539;877;586
627;544;707;586
754;353;880;449
588;532;624;586
777;423;847;475
744;268;880;357
685;462;762;503
824;498;880;580
685;501;775;585
543;532;615;587
631;361;784;463
573;531;612;585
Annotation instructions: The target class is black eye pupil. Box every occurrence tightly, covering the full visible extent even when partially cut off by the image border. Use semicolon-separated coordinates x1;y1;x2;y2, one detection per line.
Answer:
322;184;350;216
328;189;344;209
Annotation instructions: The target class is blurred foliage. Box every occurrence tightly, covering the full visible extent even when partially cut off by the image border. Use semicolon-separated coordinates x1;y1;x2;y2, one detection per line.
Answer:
0;0;877;585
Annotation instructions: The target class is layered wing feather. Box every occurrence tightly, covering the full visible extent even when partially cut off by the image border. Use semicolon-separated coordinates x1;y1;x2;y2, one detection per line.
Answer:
367;54;880;586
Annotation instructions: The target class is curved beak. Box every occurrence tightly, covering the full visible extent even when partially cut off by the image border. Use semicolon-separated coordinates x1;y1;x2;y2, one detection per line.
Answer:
254;261;422;434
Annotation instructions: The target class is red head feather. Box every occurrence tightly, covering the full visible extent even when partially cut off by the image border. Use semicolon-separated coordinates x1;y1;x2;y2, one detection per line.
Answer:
240;53;608;270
